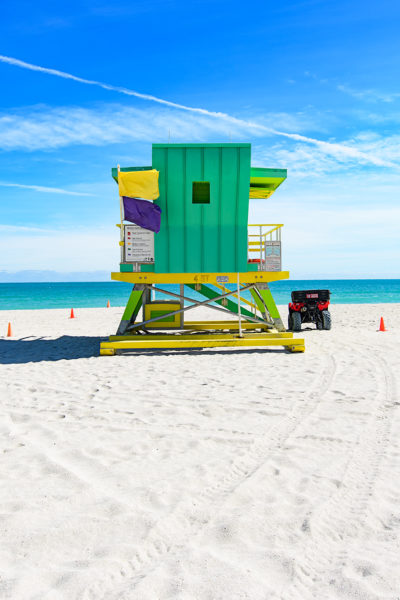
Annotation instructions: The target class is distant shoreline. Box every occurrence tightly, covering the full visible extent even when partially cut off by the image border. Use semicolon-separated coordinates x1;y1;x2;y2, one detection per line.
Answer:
1;280;399;310
1;278;399;284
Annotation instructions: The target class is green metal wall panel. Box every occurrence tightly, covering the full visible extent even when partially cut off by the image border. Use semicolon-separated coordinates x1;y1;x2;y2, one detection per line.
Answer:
167;148;186;272
185;147;203;272
152;143;251;273
237;147;252;271
219;147;237;272
203;148;221;272
153;146;169;270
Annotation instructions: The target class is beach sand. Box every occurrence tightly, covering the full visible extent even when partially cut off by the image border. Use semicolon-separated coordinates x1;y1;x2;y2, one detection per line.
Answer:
0;303;399;599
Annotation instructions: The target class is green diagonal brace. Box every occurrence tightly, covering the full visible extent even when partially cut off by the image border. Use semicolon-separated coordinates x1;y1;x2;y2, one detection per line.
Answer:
256;285;285;331
250;288;268;316
116;285;144;335
187;284;255;319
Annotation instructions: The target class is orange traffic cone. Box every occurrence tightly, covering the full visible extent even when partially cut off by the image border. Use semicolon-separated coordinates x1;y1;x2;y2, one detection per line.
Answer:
7;322;12;337
69;308;75;319
378;317;386;332
107;300;110;308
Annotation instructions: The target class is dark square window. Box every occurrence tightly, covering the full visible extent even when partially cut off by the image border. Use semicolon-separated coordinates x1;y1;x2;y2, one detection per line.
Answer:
192;181;210;204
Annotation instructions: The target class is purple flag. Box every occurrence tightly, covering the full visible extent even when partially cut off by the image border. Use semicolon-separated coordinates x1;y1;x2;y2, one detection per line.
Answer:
122;197;162;233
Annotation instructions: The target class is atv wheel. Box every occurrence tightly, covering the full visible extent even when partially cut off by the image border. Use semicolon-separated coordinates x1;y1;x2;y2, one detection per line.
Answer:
322;310;331;330
316;317;323;330
291;311;302;332
288;314;292;330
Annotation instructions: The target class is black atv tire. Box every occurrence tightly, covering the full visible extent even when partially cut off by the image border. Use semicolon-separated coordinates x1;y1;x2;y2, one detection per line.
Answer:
316;317;323;330
291;311;302;332
322;310;332;329
288;314;292;330
322;310;332;330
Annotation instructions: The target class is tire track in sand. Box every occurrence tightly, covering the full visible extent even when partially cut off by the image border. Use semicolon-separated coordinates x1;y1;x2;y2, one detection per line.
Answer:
83;353;336;600
279;342;397;600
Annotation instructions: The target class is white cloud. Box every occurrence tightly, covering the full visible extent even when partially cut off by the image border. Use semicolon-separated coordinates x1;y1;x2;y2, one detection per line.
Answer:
305;71;400;105
0;225;119;271
1;103;399;176
0;181;94;196
0;224;54;234
337;84;400;104
0;54;396;168
252;130;400;176
0;105;249;150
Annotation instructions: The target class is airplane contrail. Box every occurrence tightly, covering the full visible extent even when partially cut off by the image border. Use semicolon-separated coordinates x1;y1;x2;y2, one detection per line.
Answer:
0;54;393;167
0;54;262;127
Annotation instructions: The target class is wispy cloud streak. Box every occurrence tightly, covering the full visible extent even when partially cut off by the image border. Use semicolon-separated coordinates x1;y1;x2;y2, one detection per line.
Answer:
0;54;259;126
0;181;94;196
0;54;394;168
0;224;53;233
337;84;400;103
305;71;400;104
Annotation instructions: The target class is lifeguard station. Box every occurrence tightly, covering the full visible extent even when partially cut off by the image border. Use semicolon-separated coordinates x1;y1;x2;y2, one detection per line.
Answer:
100;143;305;355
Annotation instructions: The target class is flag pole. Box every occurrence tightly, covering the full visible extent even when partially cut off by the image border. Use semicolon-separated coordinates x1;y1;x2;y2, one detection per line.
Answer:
118;164;124;263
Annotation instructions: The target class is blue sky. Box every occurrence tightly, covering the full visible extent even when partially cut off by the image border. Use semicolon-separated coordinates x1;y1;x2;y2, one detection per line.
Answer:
1;0;399;279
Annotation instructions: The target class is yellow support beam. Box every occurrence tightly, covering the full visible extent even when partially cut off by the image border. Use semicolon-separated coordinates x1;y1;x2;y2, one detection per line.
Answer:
111;271;289;285
100;336;305;354
109;325;271;339
100;348;116;356
184;321;269;330
109;331;294;341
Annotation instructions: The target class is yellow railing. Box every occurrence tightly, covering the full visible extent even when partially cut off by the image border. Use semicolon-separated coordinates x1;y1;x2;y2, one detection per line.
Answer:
248;224;283;268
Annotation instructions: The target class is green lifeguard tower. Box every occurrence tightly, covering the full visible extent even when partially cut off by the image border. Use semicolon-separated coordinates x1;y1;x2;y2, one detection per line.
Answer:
100;143;305;355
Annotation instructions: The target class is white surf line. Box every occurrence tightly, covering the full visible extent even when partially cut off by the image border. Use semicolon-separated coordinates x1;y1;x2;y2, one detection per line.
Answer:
0;54;393;168
0;181;94;196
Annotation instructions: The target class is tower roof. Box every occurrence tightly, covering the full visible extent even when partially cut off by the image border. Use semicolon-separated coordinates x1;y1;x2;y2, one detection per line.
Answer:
250;167;287;199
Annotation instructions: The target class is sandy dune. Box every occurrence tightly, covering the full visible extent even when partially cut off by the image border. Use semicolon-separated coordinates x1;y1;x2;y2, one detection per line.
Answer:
0;303;399;599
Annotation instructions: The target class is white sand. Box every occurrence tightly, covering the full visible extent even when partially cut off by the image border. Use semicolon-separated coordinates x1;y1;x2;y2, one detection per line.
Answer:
0;303;399;600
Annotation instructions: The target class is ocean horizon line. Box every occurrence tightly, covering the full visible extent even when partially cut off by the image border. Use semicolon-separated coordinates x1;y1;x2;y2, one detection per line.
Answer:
1;277;399;284
1;279;399;310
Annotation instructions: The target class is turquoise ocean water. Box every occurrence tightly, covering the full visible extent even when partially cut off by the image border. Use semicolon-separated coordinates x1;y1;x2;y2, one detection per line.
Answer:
0;280;399;310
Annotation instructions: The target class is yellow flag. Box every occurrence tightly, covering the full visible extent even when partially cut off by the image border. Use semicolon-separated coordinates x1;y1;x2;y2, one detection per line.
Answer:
118;169;159;200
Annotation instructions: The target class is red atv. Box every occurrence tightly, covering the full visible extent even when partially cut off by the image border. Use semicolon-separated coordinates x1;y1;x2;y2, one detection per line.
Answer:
288;289;331;332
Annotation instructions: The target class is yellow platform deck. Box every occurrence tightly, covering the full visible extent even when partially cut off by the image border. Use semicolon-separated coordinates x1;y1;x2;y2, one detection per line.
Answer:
112;270;289;285
100;328;305;355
